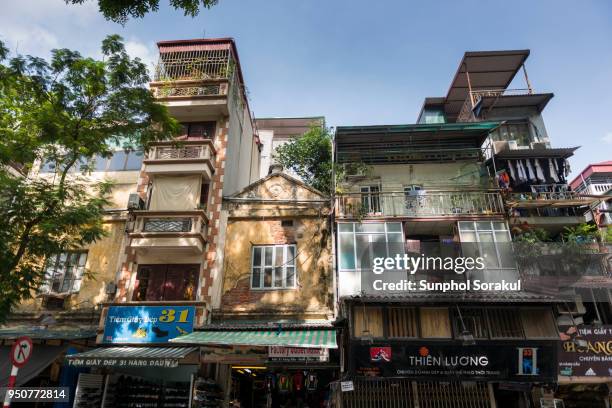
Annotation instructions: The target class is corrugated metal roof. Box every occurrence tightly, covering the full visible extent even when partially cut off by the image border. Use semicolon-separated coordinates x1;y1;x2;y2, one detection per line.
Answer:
170;329;337;349
0;326;96;340
66;346;198;360
345;291;562;303
204;320;334;330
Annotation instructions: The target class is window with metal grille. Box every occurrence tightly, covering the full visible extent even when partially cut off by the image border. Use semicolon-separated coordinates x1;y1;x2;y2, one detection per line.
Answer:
42;252;88;294
251;245;297;289
487;308;525;339
452;307;489;339
387;307;419;338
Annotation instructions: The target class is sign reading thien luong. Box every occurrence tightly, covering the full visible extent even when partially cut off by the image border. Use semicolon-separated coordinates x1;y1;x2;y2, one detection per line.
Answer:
103;305;195;343
353;342;557;382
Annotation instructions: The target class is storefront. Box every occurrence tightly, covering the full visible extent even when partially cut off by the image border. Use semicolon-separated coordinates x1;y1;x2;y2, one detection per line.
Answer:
344;340;558;408
556;324;612;408
65;303;209;407
171;327;340;408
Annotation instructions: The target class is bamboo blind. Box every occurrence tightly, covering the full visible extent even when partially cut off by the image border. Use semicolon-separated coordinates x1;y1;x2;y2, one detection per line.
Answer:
387;307;419;338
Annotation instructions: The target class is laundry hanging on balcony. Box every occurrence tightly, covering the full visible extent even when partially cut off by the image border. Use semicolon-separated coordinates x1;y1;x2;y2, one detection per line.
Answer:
149;175;201;211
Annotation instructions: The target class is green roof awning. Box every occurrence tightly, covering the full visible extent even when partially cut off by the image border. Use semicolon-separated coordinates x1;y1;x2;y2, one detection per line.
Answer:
169;329;337;349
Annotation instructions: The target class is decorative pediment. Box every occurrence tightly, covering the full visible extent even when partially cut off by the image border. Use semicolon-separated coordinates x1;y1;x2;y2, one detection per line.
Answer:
231;173;327;201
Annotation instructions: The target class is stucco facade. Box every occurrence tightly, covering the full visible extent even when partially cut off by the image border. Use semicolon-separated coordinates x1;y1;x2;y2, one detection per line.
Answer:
217;172;332;321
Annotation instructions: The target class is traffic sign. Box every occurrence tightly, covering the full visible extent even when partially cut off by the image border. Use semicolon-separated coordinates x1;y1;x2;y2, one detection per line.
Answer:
10;337;33;368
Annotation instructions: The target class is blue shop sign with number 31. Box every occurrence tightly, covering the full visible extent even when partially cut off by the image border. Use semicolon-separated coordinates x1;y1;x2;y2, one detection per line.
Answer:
103;305;195;343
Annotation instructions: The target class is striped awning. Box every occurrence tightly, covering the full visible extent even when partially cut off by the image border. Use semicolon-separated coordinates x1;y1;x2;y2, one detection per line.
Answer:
169;330;337;349
65;347;198;368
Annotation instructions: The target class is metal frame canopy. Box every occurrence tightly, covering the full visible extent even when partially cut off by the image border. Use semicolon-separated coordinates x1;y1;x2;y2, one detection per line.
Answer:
335;122;500;164
444;50;530;120
169;329;338;349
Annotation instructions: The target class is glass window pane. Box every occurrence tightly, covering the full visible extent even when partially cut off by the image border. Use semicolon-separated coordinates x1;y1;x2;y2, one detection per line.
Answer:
356;223;385;233
458;221;474;231
252;267;261;288
264;267;273;287
253;247;262;267
93;155;108;171
108;151;127;171
264;247;273;266
274;267;283;287
287;246;295;266
125;151;143;170
460;231;478;242
386;223;402;232
339;234;356;270
476;221;492;231
286;267;295;287
356;235;371;269
495;231;510;243
372;234;387;260
275;247;284;267
338;223;354;233
492;222;507;231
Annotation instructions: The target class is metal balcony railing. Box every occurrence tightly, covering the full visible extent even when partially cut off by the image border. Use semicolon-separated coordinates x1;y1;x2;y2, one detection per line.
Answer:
336;190;504;218
130;211;208;240
146;142;215;162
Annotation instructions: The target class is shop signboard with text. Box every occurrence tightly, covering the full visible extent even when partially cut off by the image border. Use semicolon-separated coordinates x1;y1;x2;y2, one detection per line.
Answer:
268;346;329;362
352;341;557;382
559;325;612;377
103;305;195;344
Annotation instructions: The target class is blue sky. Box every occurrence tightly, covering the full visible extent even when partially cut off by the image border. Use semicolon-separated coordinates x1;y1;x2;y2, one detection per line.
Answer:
1;0;611;179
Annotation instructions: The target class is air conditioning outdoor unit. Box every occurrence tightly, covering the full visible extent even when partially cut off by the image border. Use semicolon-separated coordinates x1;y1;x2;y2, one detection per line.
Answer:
127;193;145;210
507;140;518;150
493;141;509;154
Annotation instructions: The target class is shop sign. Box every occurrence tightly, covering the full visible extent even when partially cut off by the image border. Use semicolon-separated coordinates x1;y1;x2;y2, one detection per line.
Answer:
268;346;329;362
340;381;354;392
103;305;195;344
67;357;180;368
558;325;612;377
201;345;267;363
352;341;557;382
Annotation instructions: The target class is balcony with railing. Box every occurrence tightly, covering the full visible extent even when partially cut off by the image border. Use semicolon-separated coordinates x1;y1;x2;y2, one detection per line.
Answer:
149;47;241;117
457;88;553;123
128;210;208;254
143;140;215;179
336;190;504;219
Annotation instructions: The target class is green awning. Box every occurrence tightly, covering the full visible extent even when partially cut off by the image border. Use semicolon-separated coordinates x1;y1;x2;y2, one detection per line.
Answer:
169;329;337;349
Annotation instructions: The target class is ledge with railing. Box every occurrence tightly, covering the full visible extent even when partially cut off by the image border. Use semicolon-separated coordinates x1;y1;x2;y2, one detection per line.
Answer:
146;140;216;162
457;88;534;122
150;48;235;100
336;190;505;218
129;210;208;241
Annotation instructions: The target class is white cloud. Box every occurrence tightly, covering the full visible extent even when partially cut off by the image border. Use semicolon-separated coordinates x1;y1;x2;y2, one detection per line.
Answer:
602;133;612;144
125;39;157;72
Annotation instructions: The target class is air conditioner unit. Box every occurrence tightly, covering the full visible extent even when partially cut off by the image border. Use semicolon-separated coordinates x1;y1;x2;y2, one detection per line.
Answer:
530;142;547;150
507;140;518;150
127;193;145;210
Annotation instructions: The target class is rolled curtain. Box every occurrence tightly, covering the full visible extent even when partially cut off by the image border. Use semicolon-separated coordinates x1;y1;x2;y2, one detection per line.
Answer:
149;175;201;211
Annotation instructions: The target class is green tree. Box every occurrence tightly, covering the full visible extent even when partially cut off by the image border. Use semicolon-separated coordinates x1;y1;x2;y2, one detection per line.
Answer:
67;0;218;24
274;126;333;194
0;35;179;321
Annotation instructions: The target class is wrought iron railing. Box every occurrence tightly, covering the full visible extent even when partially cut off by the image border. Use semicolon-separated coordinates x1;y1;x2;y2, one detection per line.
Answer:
336;190;504;218
154;49;233;82
131;212;208;239
143;218;192;232
147;143;214;161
